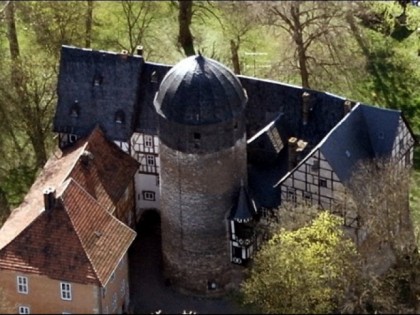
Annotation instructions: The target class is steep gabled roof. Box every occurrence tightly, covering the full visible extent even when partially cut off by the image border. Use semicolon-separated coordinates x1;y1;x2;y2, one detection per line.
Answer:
0;127;138;251
229;184;258;223
0;179;136;286
0;126;138;285
0;139;86;250
69;126;139;210
275;103;404;187
53;46;144;141
320;104;401;183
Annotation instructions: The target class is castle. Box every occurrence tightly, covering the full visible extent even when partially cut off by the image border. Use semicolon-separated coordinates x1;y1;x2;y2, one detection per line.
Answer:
0;45;416;314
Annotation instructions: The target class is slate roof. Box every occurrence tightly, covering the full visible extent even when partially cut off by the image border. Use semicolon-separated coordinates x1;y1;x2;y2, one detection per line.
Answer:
321;104;401;182
229;184;258;223
53;46;144;141
247;113;291;165
275;103;403;186
0;127;138;285
134;62;171;134
154;54;248;125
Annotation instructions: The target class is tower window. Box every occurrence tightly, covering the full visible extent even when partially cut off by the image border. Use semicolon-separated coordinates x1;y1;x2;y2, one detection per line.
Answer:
193;132;201;140
142;191;155;201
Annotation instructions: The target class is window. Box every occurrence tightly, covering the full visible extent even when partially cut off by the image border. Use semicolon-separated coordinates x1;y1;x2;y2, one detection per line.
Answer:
287;188;296;203
303;191;312;204
69;134;78;143
193;132;201;140
144;135;153;148
70;103;80;118
142;191;155;201
102;287;106;299
60;282;72;301
146;155;155;166
319;179;327;188
400;139;404;150
17;276;28;294
311;160;319;172
151;71;158;83
115;110;125;124
93;74;103;86
18;306;30;314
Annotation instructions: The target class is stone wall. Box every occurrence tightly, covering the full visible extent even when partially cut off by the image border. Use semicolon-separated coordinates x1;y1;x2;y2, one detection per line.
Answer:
159;136;247;295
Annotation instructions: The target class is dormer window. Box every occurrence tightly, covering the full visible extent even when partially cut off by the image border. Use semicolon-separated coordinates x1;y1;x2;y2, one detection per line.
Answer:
115;110;125;124
70;101;80;118
93;74;103;86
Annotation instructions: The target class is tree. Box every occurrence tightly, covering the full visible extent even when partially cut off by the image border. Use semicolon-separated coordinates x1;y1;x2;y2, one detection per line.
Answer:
346;1;420;133
241;210;359;314
215;1;257;74
85;0;94;48
17;1;89;57
116;0;157;55
331;158;419;313
177;0;195;56
256;1;351;89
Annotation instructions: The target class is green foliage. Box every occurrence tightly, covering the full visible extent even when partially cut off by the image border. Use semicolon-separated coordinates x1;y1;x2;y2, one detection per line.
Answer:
241;211;359;314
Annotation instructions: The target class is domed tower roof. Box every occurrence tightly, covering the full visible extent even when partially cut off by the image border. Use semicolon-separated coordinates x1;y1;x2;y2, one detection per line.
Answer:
154;54;247;125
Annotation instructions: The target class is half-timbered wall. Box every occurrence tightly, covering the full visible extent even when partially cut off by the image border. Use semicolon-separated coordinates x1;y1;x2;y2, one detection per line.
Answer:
130;132;160;214
392;117;415;168
279;149;358;228
229;221;255;265
113;141;130;154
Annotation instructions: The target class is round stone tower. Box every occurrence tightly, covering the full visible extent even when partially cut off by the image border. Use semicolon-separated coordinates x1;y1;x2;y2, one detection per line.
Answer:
154;54;248;296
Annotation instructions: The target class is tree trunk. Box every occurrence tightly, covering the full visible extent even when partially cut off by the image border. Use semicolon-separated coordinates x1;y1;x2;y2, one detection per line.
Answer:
5;1;48;169
178;0;195;56
5;1;20;61
85;0;93;48
230;39;241;74
290;3;310;89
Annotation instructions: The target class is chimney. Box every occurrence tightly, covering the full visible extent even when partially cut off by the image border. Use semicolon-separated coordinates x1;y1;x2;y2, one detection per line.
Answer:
43;187;56;212
136;45;144;56
302;92;311;125
344;100;352;115
288;137;298;171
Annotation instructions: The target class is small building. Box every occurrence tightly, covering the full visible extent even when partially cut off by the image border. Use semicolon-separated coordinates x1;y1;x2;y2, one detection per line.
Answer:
0;128;137;314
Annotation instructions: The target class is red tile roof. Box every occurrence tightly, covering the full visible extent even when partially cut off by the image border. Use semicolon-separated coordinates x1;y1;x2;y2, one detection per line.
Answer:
0;179;135;285
0;127;138;285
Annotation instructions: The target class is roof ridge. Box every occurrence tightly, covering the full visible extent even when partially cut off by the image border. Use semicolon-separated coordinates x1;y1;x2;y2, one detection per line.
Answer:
61;178;136;287
60;179;105;286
